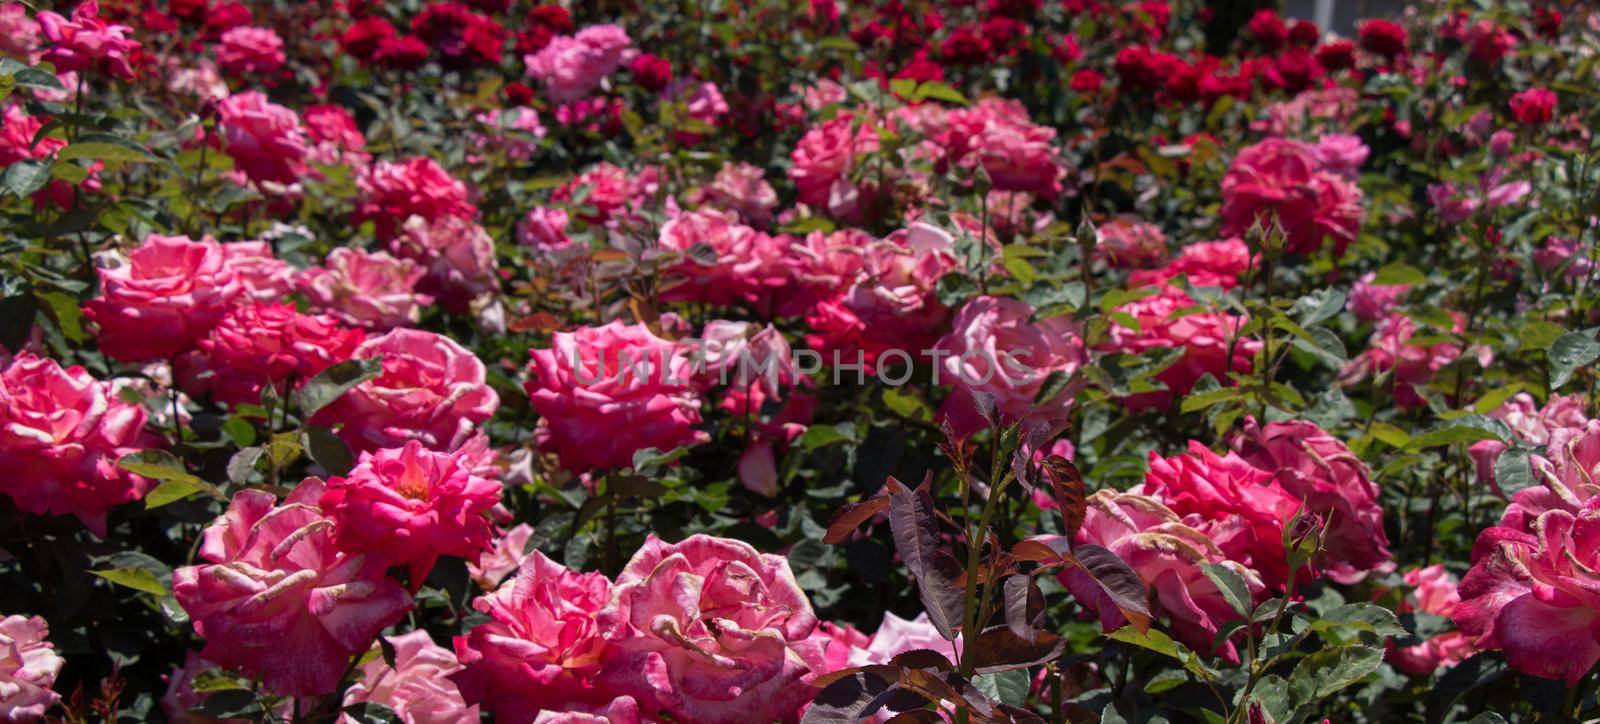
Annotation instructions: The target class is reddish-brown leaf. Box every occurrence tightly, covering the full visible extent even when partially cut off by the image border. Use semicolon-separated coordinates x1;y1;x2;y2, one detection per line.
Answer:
1065;544;1153;633
823;497;890;545
963;626;1068;675
1043;456;1087;541
888;478;965;641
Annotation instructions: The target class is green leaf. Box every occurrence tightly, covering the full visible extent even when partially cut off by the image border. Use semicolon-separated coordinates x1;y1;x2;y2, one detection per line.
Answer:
1494;447;1536;495
881;387;932;422
1549;331;1600;389
1286;645;1383;706
304;426;354;476
91;568;168;596
118;450;204;486
1179;386;1241;414
226;446;264;485
34;291;85;343
144;479;207;508
292;357;382;418
972;670;1030;707
2;159;51;198
798;423;853;450
1305;603;1407;638
221;416;257;447
56;133;156;164
1371;262;1427;286
1199;563;1252;619
1405;415;1509;450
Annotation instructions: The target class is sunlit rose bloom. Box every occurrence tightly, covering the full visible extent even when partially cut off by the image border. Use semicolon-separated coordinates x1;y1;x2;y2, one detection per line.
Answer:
1129;238;1253;290
934;296;1086;437
219;241;294;303
216;25;285;76
524;24;632;103
1338;313;1462;410
314;328;499;454
656;208;787;310
355;157;478;239
179;303;364;407
850;612;960;668
698;161;778;227
164;57;228;101
776;227;873;317
1099;284;1258;412
788;112;879;220
804;223;958;369
551;162;660;226
450;550;617;721
83;234;244;362
304;104;371;168
1058;489;1265;663
0;614;63;720
1389;565;1476;675
517;207;572;251
38;1;141;80
944;98;1065;198
341;630;479;724
1348;271;1408;322
0;3;40;59
172;481;414;697
1096;215;1167;268
216;91;309;187
389;214;499;313
1220;137;1363;256
297;247;433;331
594;535;825;724
468;522;534;591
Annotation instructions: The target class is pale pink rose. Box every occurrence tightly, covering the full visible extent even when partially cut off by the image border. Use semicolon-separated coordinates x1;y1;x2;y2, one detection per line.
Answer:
37;1;140;79
472;107;546;162
788;112;879;219
314;329;499;454
1389;565;1475;675
355;157;477;239
846;612;961;668
216;91;309;186
164;57;228;101
700;161;778;227
1098;284;1258;412
525;321;707;472
0;353;158;535
1310;133;1369;177
304;104;370;168
83;234;244;362
0;104;98;209
1339;313;1462;410
468;523;534;590
172;481;414;697
694;321;798;394
450;550;615;721
341;631;478;724
657;208;787;310
944;98;1065;198
524;24;632;103
517;207;572;251
776;228;873;316
1481;168;1531;209
0;3;40;59
1096;215;1167;269
1129;238;1253;290
216;26;285;76
1059;489;1265;663
1220;137;1363;256
177;303;364;407
1453;500;1600;685
219;241;294;303
389;215;499;312
530;698;641;723
1349;271;1408;322
935;296;1086;437
1233;418;1392;584
1253;87;1358;136
297;247;433;331
1534;236;1593;280
803;223;958;369
798;80;848;111
595;534;824;724
0;615;62;720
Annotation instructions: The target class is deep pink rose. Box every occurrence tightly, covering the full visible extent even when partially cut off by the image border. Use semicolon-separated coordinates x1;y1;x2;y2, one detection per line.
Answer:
297;247;433;331
1309;133;1369;177
1469;394;1588;489
1129;238;1253;290
1349;271;1408;322
524;24;632;103
451;550;617;721
216;26;285;76
934;296;1085;437
788;112;879;221
355;157;478;239
551;162;659;226
341;630;479;723
172;481;414;697
657;209;787;310
1534;236;1594;280
389;215;499;312
517;207;573;251
304;104;371;167
0;615;63;720
1099;284;1259;412
776;228;873;317
0;3;40;59
216;91;309;187
525;321;706;472
1389;565;1475;675
594;534;824;724
83;234;244;362
1233;418;1392;584
1059;489;1265;663
1096;215;1167;269
1498;420;1600;534
1339;313;1463;410
178;303;364;407
320;440;502;584
943;98;1064;198
0;354;156;536
803;223;957;369
38;1;140;79
1509;87;1557;126
1220;137;1363;256
314;328;499;454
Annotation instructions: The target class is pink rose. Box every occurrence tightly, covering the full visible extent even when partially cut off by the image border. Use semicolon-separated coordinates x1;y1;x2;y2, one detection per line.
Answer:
525;321;706;472
216;91;309;187
83;234;245;362
37;1;140;80
934;296;1086;437
1129;238;1254;290
1220;137;1363;256
172;481;414;697
0;615;63;720
1348;271;1408;322
468;523;534;591
341;630;479;723
472;106;546;162
594;534;824;724
551;162;658;226
943;98;1065;198
1339;313;1463;410
803;223;957;369
1059;489;1265;663
297;247;433;331
1389;565;1475;675
1534;236;1594;280
216;26;285;76
1233;418;1392;584
304;104;371;168
517;207;573;251
1096;215;1168;269
314;328;499;454
775;228;873;317
450;550;617;721
220;241;294;303
1470;394;1589;488
1099;284;1258;412
1498;420;1600;534
524;24;632;103
656;209;787;310
699;161;778;227
720;380;815;497
1309;133;1369;177
0;354;157;536
319;440;502;584
844;612;960;668
788;112;879;221
178;303;364;407
0;3;40;59
389;215;499;312
356;157;478;239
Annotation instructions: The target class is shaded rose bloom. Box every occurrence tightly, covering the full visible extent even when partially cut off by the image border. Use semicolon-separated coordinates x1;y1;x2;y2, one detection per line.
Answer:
524;24;632;103
1338;313;1463;410
934;296;1085;437
341;631;478;723
179;303;364;407
355;157;478;239
0;615;63;720
0;3;40;58
304;104;371;168
1349;271;1408;322
217;91;309;187
1469;394;1588;489
595;535;824;724
450;550;616;721
810;621;869;674
0;353;157;536
1534;236;1593;280
656;209;786;310
525;321;706;472
517;207;572;251
1220;137;1363;256
788;112;879;221
1129;238;1253;290
220;241;294;303
472;107;546;162
720;380;815;498
1233;418;1392;584
320;441;502;584
297;247;433;331
38;1;141;79
1497;420;1600;534
698;161;778;227
1058;489;1265;663
468;523;533;590
83;234;244;362
216;25;285;76
1310;134;1369;178
1098;284;1258;412
944;98;1065;198
803;223;958;369
1389;565;1475;675
1143;441;1301;590
1509;87;1557;126
314;328;499;454
161;651;296;722
389;215;499;312
1095;215;1167;269
1452;501;1600;685
172;481;414;697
